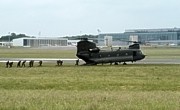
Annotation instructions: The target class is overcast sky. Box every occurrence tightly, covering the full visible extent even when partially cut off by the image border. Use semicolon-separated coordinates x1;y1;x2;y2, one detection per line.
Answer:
0;0;179;37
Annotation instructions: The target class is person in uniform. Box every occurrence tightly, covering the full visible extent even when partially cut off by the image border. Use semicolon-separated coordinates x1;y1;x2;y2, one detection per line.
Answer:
59;60;63;66
31;60;34;67
6;61;9;68
29;60;34;67
9;62;13;68
57;60;63;66
39;60;42;66
57;60;60;66
17;61;21;67
22;60;26;67
29;60;33;67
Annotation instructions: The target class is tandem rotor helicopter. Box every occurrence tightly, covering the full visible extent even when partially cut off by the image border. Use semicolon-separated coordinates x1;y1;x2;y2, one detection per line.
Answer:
76;38;146;65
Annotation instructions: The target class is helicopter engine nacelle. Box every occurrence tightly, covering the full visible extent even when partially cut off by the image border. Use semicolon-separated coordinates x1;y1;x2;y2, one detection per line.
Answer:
89;47;100;53
129;43;140;49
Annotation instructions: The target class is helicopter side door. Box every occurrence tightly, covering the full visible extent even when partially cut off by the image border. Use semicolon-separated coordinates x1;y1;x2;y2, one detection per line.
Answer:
133;51;137;57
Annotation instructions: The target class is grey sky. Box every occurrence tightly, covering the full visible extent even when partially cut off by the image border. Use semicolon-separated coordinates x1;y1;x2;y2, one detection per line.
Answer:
0;0;179;37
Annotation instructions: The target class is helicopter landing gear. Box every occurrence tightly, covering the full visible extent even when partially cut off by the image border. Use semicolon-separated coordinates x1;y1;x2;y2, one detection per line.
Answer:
123;62;127;65
114;62;118;65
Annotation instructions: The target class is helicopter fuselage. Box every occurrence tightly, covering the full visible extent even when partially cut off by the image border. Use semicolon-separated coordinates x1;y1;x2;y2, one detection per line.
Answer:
77;49;145;65
76;39;145;65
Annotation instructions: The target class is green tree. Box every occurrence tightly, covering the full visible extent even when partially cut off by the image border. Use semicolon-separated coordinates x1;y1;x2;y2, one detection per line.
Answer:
0;33;30;42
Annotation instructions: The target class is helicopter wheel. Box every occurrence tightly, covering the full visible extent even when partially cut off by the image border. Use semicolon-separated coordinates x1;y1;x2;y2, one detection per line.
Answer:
123;62;127;65
114;62;118;65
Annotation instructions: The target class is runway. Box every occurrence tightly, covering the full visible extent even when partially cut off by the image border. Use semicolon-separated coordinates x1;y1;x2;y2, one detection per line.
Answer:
135;58;180;64
0;58;180;65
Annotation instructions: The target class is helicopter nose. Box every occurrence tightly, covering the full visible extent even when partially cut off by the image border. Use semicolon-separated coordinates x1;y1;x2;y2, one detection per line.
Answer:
142;54;146;59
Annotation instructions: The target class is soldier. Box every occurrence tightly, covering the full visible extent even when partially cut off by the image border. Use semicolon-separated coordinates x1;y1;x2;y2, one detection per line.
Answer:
57;60;60;66
39;60;42;66
31;60;34;67
57;60;63;66
6;61;9;68
29;61;32;67
75;59;79;65
9;62;13;68
17;61;21;67
22;60;26;67
29;60;33;67
29;60;34;67
59;60;63;66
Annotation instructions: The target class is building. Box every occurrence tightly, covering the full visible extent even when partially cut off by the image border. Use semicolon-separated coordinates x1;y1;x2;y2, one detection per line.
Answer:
13;37;68;47
98;28;180;46
67;40;80;46
0;42;12;47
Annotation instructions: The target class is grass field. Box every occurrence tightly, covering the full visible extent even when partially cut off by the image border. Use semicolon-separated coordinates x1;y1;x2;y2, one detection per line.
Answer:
0;65;179;110
1;46;180;59
142;47;180;59
0;47;180;109
0;47;76;58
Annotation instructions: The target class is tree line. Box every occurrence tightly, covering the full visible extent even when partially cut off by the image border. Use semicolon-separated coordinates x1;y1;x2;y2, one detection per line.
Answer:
0;33;98;42
0;33;32;42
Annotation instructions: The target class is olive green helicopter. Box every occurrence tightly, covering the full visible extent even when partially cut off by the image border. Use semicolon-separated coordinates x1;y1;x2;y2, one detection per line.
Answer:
76;38;146;65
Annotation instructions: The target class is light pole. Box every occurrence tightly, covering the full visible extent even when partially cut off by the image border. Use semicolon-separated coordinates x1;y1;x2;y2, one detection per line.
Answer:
8;32;11;48
97;29;101;45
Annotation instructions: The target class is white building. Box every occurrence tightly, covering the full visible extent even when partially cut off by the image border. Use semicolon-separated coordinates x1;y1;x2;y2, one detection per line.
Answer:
0;42;13;47
13;37;68;47
104;36;112;47
67;40;80;46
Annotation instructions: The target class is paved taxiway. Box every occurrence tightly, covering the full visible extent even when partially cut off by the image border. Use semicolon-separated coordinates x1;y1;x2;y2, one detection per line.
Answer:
136;58;180;64
0;58;180;65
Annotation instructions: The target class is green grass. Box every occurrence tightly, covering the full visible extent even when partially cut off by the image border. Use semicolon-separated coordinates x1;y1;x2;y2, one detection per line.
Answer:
0;65;179;91
142;47;180;59
0;65;179;109
0;90;179;110
0;48;76;58
1;46;180;59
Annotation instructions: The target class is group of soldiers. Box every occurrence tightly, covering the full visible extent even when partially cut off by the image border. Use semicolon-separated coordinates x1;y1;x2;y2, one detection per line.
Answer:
6;61;14;68
6;60;42;68
56;60;63;66
56;59;80;66
5;59;80;68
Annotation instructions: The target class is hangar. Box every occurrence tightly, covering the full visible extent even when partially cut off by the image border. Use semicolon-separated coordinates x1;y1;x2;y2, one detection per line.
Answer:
13;37;68;47
98;28;180;46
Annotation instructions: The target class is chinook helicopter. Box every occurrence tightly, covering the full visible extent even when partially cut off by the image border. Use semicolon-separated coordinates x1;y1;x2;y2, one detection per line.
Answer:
76;38;146;65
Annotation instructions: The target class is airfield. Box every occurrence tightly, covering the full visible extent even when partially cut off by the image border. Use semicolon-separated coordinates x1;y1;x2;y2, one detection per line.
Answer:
0;46;179;109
